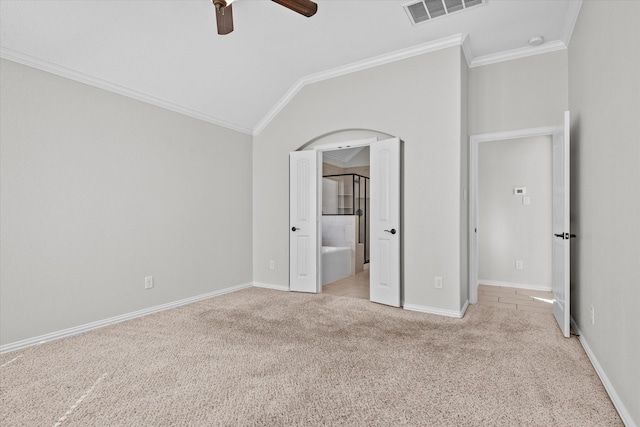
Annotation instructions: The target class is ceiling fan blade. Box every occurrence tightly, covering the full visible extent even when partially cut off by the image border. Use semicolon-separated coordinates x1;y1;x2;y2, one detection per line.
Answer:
215;3;234;35
271;0;318;17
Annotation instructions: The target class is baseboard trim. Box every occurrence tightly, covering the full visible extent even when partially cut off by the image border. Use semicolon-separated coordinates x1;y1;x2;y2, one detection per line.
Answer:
570;318;636;427
478;279;551;292
253;282;289;292
403;302;467;318
0;282;253;354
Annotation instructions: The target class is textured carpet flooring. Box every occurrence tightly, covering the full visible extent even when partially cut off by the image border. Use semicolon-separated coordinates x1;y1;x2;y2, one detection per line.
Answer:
0;287;622;426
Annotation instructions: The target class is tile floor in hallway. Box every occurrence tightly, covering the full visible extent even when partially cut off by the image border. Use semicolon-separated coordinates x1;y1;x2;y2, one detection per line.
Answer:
323;273;553;314
477;284;554;313
322;268;370;300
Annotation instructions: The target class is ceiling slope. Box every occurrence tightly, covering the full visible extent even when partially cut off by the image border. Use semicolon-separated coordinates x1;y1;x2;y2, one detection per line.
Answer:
0;0;581;135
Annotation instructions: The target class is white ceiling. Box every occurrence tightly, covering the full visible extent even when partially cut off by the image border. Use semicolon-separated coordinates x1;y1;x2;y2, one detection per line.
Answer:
0;0;581;135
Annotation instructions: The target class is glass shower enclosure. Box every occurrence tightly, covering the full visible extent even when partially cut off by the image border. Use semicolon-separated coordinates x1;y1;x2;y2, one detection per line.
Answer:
322;173;370;263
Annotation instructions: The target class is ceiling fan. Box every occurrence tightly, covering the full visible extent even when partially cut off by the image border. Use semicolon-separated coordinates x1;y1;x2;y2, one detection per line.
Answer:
212;0;318;35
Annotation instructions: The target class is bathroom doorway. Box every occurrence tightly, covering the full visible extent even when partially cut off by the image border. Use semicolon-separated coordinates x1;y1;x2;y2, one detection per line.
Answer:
289;136;402;307
321;147;371;300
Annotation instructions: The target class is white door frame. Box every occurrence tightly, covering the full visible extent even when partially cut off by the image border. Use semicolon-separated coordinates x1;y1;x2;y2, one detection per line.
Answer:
468;125;563;304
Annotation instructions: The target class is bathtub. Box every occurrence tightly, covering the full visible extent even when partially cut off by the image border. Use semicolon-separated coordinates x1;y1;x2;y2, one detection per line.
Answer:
321;246;352;286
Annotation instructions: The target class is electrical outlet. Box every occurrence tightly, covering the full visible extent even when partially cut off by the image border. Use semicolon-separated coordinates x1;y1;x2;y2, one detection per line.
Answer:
590;305;595;325
515;260;524;270
144;276;153;289
269;260;275;270
434;277;443;289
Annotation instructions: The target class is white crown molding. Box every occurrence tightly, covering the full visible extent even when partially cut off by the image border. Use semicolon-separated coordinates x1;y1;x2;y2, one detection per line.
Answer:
570;318;636;427
0;47;254;136
323;152;347;167
469;39;567;68
561;0;583;47
0;282;253;354
253;33;468;135
323;146;366;167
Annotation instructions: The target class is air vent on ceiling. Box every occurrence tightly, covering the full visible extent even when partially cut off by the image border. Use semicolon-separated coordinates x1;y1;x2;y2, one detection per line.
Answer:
404;0;485;25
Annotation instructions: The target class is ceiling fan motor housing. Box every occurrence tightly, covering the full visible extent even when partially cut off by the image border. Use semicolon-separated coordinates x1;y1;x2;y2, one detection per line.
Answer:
212;0;229;11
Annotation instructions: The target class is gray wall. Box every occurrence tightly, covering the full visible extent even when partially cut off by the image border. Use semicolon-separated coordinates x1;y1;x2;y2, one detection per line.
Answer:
568;1;640;424
468;50;568;135
253;47;468;312
478;136;552;287
0;59;253;345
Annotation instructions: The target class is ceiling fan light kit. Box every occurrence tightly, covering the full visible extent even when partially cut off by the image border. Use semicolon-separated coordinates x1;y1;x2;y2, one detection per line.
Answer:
212;0;317;35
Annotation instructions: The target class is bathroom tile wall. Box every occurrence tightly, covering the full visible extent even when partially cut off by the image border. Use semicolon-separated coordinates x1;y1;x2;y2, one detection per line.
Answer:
322;215;357;274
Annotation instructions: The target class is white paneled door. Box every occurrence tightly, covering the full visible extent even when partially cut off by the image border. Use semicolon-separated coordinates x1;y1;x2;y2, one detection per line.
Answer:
370;138;401;307
289;150;319;293
552;111;571;337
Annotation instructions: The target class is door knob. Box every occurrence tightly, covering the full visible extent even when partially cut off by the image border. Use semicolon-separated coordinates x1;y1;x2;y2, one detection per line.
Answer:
292;227;299;232
384;229;397;235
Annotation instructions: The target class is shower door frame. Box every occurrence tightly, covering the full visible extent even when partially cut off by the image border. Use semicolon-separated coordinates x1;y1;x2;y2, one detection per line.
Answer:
321;172;370;264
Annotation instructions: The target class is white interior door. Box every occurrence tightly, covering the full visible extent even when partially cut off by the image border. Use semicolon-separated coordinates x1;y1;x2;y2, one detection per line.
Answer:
370;137;401;307
289;150;319;293
552;111;571;337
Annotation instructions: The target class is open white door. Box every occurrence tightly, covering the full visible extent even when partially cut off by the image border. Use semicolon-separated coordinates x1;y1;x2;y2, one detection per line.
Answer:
370;138;401;307
289;150;319;293
552;111;571;337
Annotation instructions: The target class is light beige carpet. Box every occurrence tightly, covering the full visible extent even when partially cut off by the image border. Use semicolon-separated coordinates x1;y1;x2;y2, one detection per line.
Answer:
0;287;622;426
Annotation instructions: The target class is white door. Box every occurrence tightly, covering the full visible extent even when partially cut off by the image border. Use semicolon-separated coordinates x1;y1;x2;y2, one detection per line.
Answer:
370;138;401;307
289;150;319;293
552;111;571;337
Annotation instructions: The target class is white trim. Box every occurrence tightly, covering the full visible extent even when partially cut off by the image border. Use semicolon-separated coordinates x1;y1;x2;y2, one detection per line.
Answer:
0;47;254;136
312;137;378;152
570;319;636;427
469;40;567;68
561;0;583;47
478;280;551;292
404;301;468;319
252;282;289;292
471;126;563;144
253;34;467;135
0;282;253;354
461;34;473;66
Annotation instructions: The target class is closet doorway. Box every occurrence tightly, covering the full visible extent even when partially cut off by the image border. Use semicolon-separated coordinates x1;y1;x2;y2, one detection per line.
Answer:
469;112;572;337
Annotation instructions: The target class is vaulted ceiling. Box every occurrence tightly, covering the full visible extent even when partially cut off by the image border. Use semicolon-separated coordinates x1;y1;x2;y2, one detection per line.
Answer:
0;0;581;135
